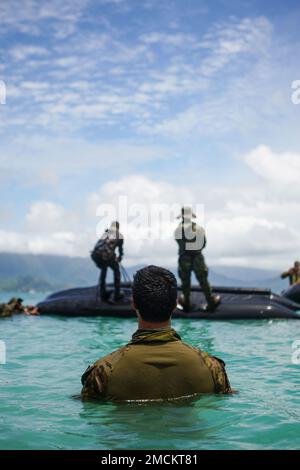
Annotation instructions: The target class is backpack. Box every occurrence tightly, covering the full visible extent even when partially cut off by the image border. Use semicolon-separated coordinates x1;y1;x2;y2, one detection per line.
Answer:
91;233;117;268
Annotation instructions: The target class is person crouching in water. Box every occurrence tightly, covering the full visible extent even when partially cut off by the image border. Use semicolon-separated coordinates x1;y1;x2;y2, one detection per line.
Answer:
91;221;124;303
81;265;232;402
175;207;220;312
0;298;39;318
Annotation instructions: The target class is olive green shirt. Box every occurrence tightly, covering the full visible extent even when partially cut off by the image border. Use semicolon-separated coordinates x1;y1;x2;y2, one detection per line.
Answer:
81;328;231;402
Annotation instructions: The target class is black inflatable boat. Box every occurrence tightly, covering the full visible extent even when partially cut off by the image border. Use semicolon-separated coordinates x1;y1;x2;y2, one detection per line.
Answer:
37;284;300;320
282;282;300;305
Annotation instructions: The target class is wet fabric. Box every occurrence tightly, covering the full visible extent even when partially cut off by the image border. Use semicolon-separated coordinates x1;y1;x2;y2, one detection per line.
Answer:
0;298;24;318
81;328;231;401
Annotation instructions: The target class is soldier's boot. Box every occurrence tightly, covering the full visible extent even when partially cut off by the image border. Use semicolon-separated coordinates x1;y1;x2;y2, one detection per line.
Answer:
113;281;124;302
113;289;124;302
178;293;191;312
207;295;221;311
98;285;109;302
99;283;109;302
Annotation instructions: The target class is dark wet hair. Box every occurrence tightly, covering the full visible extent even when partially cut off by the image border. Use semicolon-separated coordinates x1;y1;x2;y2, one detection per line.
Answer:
132;265;177;322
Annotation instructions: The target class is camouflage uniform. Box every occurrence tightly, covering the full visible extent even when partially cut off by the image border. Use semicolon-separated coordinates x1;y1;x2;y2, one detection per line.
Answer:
0;298;23;318
281;268;300;286
81;329;231;402
178;252;213;307
175;221;215;309
92;227;124;301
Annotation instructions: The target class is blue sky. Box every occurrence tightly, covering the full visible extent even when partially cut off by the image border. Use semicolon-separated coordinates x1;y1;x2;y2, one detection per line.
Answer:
0;0;300;269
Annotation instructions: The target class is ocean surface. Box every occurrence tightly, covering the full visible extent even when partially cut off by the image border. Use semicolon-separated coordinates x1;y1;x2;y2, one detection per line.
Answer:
0;290;299;450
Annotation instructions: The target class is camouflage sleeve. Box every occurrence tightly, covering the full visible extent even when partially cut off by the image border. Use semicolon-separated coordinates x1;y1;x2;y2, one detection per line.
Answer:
81;360;112;400
281;270;289;279
0;304;13;318
200;351;232;394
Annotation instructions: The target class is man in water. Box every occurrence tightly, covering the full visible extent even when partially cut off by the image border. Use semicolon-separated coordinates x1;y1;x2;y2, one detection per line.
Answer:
281;261;300;286
81;265;231;401
91;221;124;302
174;207;220;312
0;298;39;317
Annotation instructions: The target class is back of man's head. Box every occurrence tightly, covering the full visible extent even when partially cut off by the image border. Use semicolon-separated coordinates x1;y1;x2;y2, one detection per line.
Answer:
132;265;177;322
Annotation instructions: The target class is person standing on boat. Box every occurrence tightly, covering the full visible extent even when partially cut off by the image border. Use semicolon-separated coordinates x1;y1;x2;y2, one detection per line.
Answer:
174;207;220;312
91;221;124;302
81;265;232;401
281;261;300;286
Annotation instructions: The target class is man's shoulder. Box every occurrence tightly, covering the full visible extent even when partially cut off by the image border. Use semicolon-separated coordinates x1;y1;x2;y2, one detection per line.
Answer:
169;340;211;361
182;342;225;367
194;223;205;233
81;345;130;385
180;342;231;393
197;349;231;393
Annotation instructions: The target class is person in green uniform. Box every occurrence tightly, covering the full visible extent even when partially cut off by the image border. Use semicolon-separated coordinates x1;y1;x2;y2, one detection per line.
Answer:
0;298;23;318
81;265;232;402
0;298;39;318
281;261;300;286
174;207;220;312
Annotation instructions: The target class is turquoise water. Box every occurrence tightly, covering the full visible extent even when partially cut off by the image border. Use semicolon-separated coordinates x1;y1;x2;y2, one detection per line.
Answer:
0;291;299;450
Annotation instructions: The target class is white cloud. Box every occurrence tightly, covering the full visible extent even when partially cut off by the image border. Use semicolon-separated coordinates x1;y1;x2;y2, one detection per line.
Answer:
1;12;276;138
136;17;279;137
206;216;298;263
140;106;200;136
199;17;272;77
1;166;300;270
244;145;300;186
1;4;300;275
10;45;49;61
87;174;194;211
0;229;80;257
140;32;198;48
0;0;89;35
0;135;171;185
26;201;67;231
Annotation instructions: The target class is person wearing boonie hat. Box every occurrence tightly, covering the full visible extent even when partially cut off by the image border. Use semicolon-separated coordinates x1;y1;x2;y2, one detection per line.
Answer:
174;207;220;312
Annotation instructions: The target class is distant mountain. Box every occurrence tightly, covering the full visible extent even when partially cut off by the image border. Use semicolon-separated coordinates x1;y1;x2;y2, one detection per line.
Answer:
0;252;288;293
212;265;279;282
0;252;99;291
211;266;287;293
